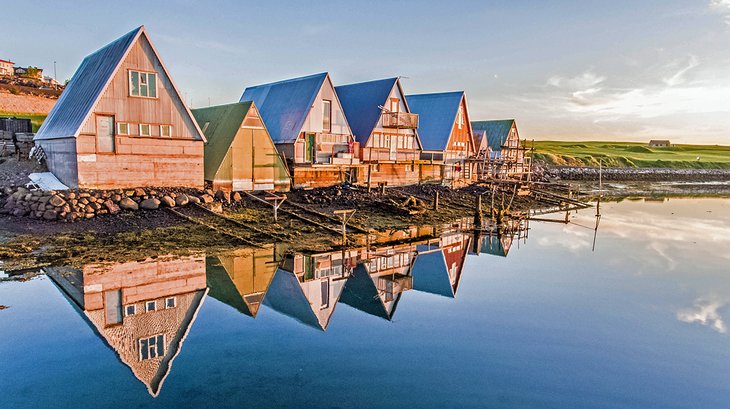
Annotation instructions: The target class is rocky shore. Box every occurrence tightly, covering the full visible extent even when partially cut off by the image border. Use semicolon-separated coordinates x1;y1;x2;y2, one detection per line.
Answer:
543;166;730;182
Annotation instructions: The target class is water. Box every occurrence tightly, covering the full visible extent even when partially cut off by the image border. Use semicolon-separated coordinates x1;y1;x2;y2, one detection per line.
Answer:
1;198;729;408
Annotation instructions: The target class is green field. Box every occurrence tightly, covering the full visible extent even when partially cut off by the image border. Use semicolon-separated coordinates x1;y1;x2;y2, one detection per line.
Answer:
531;141;730;169
0;112;47;132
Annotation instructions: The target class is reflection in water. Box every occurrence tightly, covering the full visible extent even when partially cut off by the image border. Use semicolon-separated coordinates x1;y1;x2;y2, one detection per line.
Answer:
677;296;728;334
46;257;208;397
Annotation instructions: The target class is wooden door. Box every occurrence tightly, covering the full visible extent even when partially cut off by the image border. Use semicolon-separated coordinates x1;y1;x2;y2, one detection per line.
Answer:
96;115;115;153
305;134;316;164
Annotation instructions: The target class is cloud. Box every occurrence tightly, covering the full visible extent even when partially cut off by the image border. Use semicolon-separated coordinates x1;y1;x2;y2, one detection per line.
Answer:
548;70;606;90
662;55;700;86
710;0;730;25
678;296;728;333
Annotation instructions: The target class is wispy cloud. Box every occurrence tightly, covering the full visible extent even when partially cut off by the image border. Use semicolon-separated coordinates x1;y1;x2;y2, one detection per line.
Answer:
710;0;730;26
678;296;728;333
662;55;699;86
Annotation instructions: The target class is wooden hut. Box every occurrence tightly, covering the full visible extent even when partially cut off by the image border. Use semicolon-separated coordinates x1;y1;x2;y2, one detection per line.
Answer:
335;77;422;187
406;91;476;185
471;119;529;180
192;101;290;192
34;26;205;189
241;73;360;189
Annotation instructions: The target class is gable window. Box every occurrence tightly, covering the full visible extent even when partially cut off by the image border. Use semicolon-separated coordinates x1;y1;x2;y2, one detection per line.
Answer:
117;123;129;135
320;279;330;308
457;106;464;129
322;99;332;132
160;125;172;138
145;300;157;312
129;70;157;98
139;334;165;361
139;124;151;137
125;305;137;316
165;297;176;309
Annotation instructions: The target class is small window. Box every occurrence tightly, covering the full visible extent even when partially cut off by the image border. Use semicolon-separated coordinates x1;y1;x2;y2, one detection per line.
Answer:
160;125;172;138
139;334;165;361
165;297;176;309
125;305;137;316
145;300;157;312
322;100;332;132
129;71;157;98
117;123;129;135
320;280;329;308
457;106;464;129
139;124;151;137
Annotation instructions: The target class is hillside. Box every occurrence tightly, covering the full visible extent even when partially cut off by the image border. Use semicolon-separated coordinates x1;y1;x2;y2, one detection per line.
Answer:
0;91;54;132
531;141;730;169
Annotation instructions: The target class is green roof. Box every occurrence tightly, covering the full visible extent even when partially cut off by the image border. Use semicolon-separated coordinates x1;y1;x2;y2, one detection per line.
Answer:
192;101;254;180
471;119;515;152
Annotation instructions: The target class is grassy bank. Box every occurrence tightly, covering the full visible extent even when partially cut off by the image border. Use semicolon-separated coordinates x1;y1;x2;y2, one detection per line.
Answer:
0;111;47;132
531;141;730;169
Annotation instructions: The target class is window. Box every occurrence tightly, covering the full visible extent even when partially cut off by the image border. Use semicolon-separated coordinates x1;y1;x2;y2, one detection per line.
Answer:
320;280;329;308
165;297;176;309
125;305;137;316
129;70;157;98
117;123;129;135
322;99;332;132
139;335;165;361
160;125;172;138
457;106;464;129
145;300;157;312
139;124;151;137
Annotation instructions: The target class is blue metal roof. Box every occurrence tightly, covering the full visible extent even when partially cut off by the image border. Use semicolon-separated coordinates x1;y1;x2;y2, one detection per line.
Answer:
406;91;463;151
340;264;393;320
471;119;515;152
263;268;323;331
35;26;142;140
335;77;397;145
240;73;327;144
411;245;454;298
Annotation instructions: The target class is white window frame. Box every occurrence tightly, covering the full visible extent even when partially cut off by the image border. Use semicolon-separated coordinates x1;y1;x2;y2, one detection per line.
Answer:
145;300;157;312
139;124;151;137
138;334;165;361
117;122;129;135
128;70;158;98
160;124;172;138
125;304;137;316
165;297;176;309
457;107;464;129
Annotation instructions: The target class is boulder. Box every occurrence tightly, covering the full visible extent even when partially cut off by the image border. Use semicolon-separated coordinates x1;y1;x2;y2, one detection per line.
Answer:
188;195;201;204
215;189;230;203
11;208;27;217
207;202;223;213
232;192;242;202
174;194;189;206
134;188;146;197
139;198;161;210
160;195;175;207
111;194;122;202
119;197;139;211
43;210;58;220
104;200;120;214
200;194;214;204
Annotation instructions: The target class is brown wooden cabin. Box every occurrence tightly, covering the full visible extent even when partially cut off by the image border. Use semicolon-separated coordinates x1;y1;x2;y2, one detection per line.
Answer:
34;26;205;189
406;91;476;186
335;77;423;187
241;73;361;189
471;119;529;181
192;101;290;192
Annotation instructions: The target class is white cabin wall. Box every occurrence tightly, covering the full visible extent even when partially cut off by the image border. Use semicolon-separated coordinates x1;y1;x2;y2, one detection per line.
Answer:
301;76;350;136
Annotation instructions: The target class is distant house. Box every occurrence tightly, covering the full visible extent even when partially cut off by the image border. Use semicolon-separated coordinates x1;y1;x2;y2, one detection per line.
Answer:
34;26;205;189
192;101;290;192
406;91;476;185
14;66;43;80
471;119;528;180
0;59;14;76
336;77;422;187
241;73;360;189
47;256;208;397
649;140;671;147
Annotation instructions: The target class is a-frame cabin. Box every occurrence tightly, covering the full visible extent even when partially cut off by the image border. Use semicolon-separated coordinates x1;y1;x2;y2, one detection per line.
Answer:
406;91;476;186
192;101;290;192
241;73;360;189
335;77;422;187
34;26;205;189
471;119;529;181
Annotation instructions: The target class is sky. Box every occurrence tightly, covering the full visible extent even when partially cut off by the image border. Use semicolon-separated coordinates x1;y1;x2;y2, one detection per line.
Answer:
2;0;730;144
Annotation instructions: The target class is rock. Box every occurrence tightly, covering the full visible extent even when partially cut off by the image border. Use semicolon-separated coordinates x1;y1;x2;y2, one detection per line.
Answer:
66;192;76;200
205;189;214;196
139;198;161;210
232;192;242;202
49;195;66;207
215;190;230;203
149;189;158;196
119;197;138;210
85;213;95;219
207;202;223;213
188;195;201;204
90;202;102;211
84;205;94;213
125;190;135;197
174;194;189;206
160;195;175;207
43;210;58;220
104;200;120;214
200;194;214;204
11;208;27;217
79;192;91;198
111;194;122;202
62;204;71;214
79;198;89;205
134;188;146;197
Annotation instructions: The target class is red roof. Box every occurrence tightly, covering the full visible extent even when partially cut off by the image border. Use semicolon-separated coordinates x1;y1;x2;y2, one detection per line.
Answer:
0;59;14;64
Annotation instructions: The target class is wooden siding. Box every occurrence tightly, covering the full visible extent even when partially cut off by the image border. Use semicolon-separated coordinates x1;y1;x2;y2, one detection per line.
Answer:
362;83;419;164
291;167;355;189
444;97;474;183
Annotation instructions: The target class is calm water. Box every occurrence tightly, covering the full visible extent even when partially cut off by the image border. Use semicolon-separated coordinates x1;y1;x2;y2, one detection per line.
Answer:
1;198;729;408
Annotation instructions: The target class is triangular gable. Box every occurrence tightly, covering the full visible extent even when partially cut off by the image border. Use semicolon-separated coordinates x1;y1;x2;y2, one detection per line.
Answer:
336;77;397;145
205;252;278;317
263;268;326;330
193;101;253;180
206;256;255;317
240;73;328;144
406;91;468;151
411;244;454;298
35;26;204;142
471;119;516;152
339;264;392;320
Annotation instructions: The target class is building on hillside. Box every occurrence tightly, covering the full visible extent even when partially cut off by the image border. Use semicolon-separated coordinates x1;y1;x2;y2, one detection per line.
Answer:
14;66;43;80
0;59;14;76
335;77;422;187
471;119;530;180
406;91;476;185
46;256;208;397
240;73;360;189
648;140;671;147
34;26;205;189
205;247;280;318
193;101;290;192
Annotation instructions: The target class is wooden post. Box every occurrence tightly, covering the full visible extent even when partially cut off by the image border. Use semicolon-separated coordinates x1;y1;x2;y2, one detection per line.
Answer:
264;194;287;223
334;209;356;247
367;163;373;193
434;191;440;211
474;194;483;229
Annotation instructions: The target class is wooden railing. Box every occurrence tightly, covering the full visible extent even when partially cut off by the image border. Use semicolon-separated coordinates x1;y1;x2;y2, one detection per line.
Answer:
382;112;419;129
362;147;419;162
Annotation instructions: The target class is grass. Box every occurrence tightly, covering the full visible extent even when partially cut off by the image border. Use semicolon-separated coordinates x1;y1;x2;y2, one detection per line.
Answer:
0;111;47;132
530;141;730;169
